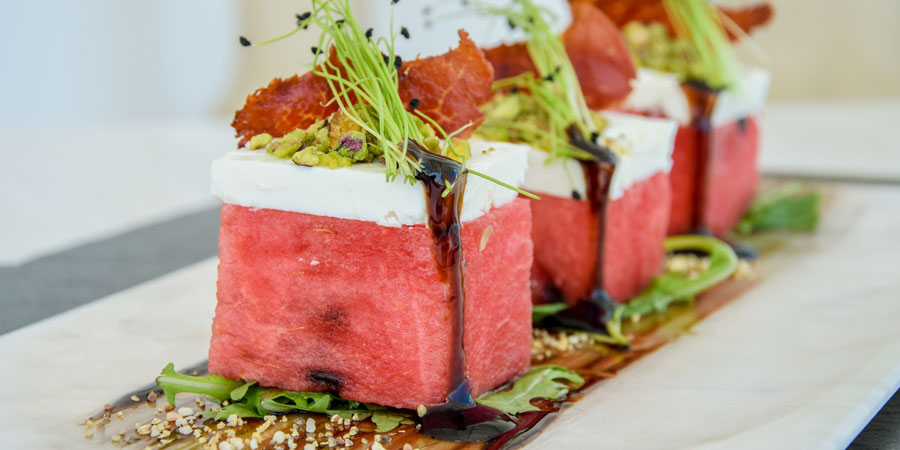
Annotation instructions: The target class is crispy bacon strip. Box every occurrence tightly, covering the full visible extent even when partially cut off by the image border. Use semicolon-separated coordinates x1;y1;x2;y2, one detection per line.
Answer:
579;0;773;40
482;2;636;110
232;31;493;146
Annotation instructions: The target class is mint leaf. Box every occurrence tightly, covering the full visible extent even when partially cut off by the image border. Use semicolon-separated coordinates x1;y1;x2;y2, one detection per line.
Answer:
156;363;244;406
532;303;568;323
737;183;820;234
477;366;584;414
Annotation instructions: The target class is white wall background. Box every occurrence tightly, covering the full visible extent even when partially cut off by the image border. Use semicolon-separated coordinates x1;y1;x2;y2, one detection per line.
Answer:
1;0;897;128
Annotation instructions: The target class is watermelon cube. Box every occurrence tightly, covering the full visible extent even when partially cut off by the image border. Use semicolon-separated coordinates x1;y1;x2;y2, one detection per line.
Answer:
208;144;532;409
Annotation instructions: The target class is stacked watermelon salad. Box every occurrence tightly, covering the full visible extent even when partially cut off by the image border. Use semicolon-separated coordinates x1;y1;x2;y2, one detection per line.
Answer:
139;0;814;448
586;0;776;235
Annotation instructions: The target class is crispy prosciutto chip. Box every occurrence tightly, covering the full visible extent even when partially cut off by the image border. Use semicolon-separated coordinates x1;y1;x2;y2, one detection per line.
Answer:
564;2;636;109
232;72;336;147
482;43;536;81
580;0;773;40
398;30;494;138
232;30;493;147
482;2;636;110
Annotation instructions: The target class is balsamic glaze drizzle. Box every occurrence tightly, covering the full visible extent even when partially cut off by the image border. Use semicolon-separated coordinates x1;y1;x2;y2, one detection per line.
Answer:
405;141;515;442
682;81;720;235
537;125;620;333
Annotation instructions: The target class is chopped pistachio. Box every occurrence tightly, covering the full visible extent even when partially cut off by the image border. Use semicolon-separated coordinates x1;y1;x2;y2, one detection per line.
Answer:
248;133;273;150
268;138;304;159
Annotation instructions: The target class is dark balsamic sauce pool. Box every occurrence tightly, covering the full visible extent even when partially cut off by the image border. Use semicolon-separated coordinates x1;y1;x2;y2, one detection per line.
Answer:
537;126;621;335
406;140;516;442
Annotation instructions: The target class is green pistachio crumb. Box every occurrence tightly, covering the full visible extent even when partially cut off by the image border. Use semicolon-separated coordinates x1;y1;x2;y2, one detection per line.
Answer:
247;133;273;150
268;138;304;159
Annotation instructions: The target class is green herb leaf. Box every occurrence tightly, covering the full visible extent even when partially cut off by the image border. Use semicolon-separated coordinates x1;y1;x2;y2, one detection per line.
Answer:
230;381;257;402
736;183;820;234
213;403;263;420
618;235;738;319
532;302;568;323
156;364;407;431
156;363;244;406
371;410;407;432
477;365;584;414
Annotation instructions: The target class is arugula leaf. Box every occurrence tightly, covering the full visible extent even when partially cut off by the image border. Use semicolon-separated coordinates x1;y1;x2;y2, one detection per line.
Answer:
156;363;244;406
212;403;262;420
156;365;409;431
371;410;407;432
737;182;820;234
477;366;584;414
532;303;568;323
619;235;737;318
230;381;256;402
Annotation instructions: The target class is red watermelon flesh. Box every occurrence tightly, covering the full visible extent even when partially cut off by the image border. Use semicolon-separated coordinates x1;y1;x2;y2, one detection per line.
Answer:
530;172;671;304
209;199;533;410
667;116;760;236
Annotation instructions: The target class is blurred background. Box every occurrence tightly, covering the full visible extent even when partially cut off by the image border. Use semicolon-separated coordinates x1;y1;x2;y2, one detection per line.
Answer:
1;0;898;300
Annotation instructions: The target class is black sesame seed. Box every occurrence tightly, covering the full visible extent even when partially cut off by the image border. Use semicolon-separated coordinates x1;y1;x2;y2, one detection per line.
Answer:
311;46;319;56
409;98;421;110
383;54;390;65
544;74;555;82
507;18;516;29
571;190;582;200
400;27;410;39
510;86;520;94
394;55;402;70
590;131;600;143
336;19;345;26
239;36;251;47
296;11;311;28
365;28;374;39
392;0;400;4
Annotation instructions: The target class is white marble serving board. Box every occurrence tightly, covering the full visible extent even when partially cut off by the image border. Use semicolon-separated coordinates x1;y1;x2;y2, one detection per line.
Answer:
1;182;899;450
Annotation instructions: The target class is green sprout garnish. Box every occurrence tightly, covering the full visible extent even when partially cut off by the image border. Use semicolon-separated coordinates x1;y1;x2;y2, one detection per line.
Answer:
241;0;537;199
471;0;598;163
662;0;742;90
